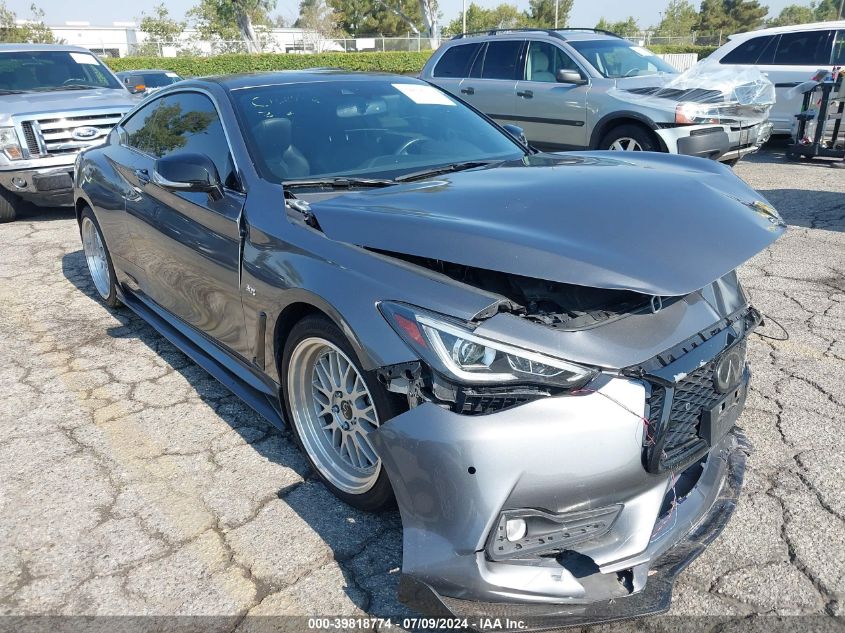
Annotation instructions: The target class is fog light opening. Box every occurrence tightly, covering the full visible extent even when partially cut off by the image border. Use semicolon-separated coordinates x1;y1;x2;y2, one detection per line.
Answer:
11;177;27;189
505;518;526;542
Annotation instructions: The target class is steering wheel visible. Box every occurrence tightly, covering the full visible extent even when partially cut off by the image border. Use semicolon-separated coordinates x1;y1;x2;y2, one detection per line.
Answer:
394;137;428;156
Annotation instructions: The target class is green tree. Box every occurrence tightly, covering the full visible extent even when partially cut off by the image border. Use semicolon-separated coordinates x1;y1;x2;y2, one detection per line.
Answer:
655;0;698;36
526;0;573;28
136;4;186;56
328;0;424;35
813;0;843;19
0;2;58;43
187;0;276;52
767;3;816;25
595;16;640;35
446;2;528;35
696;0;768;33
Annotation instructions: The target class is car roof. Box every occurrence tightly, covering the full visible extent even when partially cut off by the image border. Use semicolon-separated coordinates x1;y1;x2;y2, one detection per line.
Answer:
0;43;97;53
448;28;624;43
201;69;422;91
729;20;845;41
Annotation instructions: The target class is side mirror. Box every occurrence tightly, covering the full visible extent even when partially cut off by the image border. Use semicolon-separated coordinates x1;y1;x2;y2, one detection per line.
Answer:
125;75;147;94
556;69;587;85
153;153;224;201
501;124;528;146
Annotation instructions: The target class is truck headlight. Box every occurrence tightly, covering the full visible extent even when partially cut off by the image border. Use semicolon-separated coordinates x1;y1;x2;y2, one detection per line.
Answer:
379;301;597;390
0;127;23;160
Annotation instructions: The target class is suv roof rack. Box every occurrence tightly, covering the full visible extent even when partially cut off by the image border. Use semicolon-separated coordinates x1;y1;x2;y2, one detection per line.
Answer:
450;27;623;41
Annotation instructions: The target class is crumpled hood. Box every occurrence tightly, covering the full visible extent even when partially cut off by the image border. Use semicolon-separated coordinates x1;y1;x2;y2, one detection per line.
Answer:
1;88;136;123
308;153;785;297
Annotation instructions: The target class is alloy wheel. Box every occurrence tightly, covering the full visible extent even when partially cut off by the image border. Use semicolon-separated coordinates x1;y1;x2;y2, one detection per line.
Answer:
609;137;644;151
81;216;111;300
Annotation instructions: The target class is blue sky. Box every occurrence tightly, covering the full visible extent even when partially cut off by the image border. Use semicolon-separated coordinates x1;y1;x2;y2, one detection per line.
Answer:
9;0;800;29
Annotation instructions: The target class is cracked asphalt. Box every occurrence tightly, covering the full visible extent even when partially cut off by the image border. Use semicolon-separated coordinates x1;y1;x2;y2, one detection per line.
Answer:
0;142;843;632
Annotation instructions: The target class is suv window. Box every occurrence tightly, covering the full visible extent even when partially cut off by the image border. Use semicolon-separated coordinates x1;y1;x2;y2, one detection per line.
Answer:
481;40;523;80
434;43;481;78
773;30;834;66
524;41;579;82
122;92;238;189
720;35;778;64
832;31;845;65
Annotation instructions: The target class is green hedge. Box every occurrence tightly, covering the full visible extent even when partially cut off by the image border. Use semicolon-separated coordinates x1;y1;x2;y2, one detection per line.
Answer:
647;44;718;57
104;51;433;77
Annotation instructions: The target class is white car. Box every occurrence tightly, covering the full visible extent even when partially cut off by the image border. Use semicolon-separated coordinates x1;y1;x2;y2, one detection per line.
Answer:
709;21;845;134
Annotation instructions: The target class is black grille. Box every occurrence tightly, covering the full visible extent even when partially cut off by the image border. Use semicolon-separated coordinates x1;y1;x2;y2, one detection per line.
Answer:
645;341;747;472
455;388;544;415
20;122;40;156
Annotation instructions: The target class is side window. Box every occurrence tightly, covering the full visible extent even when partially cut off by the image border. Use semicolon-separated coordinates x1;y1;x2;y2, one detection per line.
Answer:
720;35;777;64
481;40;523;80
122;92;238;190
832;30;845;65
524;41;580;82
773;30;834;66
434;43;481;78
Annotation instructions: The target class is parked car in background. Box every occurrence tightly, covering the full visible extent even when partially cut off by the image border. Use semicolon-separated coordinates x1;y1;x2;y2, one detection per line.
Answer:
116;69;183;95
422;28;773;164
74;70;785;627
709;21;845;135
0;44;136;222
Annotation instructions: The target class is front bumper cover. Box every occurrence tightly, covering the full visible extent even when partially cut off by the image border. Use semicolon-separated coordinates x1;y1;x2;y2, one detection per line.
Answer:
395;430;749;631
0;164;75;206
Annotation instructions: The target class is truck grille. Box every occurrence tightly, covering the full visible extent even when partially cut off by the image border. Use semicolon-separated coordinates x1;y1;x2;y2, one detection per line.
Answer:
645;340;747;472
19;110;125;157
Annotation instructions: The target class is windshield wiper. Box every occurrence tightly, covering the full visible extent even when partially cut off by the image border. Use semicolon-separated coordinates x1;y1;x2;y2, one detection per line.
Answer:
282;177;394;189
394;160;502;183
0;89;27;95
39;85;106;91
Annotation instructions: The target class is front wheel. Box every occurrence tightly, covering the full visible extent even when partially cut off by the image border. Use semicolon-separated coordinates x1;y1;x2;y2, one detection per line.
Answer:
0;188;20;223
281;314;403;511
599;124;658;152
79;208;122;308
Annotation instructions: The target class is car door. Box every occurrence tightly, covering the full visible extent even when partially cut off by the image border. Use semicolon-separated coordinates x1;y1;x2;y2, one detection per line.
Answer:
513;40;589;150
115;90;250;357
427;41;483;99
458;39;523;127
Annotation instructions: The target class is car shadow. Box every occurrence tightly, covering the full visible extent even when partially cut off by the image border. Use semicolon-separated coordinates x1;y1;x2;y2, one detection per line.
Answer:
15;205;74;223
60;248;409;621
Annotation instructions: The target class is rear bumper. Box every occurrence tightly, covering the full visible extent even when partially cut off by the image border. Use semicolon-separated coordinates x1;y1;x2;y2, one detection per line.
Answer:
398;430;747;630
0;164;75;207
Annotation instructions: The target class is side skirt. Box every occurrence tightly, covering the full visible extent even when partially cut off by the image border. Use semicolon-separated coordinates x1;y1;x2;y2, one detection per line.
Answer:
119;287;286;430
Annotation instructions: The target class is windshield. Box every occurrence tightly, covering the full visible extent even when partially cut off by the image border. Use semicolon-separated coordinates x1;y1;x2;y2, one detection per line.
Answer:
138;73;180;87
568;40;677;79
0;50;123;92
232;79;526;183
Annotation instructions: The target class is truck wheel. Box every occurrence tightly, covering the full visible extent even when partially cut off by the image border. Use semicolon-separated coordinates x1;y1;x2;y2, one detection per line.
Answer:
281;314;404;512
0;188;20;223
600;124;658;152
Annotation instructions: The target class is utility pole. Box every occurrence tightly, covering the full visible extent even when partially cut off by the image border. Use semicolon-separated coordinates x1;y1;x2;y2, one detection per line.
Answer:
839;0;844;20
462;0;466;33
554;0;559;28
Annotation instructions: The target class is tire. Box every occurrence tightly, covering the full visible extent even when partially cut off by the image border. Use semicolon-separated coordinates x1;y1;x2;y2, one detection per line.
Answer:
599;123;658;153
281;314;404;511
723;158;740;168
0;187;20;223
79;207;122;308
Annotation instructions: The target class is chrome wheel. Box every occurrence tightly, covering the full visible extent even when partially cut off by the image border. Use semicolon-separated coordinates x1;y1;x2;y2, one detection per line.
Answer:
81;216;111;300
609;137;644;151
287;338;381;494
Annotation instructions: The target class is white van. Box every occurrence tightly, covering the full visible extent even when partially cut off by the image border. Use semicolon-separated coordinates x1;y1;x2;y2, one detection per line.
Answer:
709;21;845;134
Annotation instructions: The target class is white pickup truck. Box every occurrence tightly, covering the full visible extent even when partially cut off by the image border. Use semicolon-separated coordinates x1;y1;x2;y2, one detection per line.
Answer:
0;44;137;222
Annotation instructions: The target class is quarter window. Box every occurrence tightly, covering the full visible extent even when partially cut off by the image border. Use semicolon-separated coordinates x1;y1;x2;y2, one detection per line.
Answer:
122;92;239;189
434;43;482;78
772;30;834;66
481;40;523;80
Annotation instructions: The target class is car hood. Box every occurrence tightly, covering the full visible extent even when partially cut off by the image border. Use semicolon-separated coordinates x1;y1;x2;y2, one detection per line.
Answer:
1;88;136;122
307;153;785;297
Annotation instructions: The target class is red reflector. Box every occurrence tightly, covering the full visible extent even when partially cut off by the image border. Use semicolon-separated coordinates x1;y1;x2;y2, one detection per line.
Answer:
395;314;426;347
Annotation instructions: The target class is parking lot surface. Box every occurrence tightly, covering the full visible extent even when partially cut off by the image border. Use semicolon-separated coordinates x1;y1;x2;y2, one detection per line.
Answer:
1;144;843;631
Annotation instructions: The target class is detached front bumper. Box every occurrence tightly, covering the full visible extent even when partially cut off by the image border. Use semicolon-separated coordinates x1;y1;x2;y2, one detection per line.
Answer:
656;121;772;163
720;121;773;163
0;164;75;207
371;375;749;629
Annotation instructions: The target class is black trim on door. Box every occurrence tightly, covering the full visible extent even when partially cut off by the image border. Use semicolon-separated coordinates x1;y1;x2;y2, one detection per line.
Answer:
490;114;585;126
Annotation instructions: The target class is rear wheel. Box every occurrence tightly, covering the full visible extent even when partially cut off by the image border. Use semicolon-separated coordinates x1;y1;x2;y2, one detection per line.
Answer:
281;314;403;511
0;188;20;223
599;123;658;153
79;208;122;308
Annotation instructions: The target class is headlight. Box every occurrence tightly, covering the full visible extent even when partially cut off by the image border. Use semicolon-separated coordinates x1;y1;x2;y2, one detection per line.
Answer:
379;302;597;390
675;102;719;125
0;127;23;160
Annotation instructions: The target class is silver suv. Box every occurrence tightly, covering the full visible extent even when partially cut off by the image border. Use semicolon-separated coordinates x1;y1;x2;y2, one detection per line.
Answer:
0;44;137;222
422;29;772;163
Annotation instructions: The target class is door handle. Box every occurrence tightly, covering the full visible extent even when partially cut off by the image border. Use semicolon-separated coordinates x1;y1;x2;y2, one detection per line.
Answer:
517;90;534;98
134;168;150;185
460;86;475;95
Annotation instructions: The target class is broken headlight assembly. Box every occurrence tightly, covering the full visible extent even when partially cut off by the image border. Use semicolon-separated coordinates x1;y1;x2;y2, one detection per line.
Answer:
379;301;597;390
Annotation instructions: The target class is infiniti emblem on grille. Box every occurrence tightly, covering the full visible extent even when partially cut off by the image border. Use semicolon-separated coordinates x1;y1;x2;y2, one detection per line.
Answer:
714;347;744;393
71;126;99;141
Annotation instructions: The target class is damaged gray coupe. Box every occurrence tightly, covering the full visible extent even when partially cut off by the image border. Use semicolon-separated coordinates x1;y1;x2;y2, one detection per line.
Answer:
73;70;785;627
